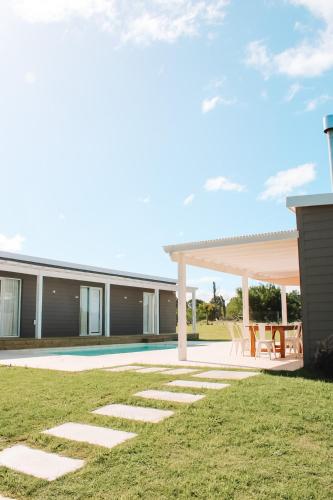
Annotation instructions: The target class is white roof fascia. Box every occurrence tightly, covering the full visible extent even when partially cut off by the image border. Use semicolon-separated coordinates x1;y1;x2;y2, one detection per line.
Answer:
163;229;298;255
0;251;176;286
286;193;333;212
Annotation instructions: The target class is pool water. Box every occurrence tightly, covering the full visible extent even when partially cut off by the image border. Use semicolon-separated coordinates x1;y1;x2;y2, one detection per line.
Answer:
49;341;205;357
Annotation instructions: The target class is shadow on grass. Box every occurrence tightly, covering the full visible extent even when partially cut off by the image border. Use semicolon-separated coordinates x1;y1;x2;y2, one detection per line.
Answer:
264;366;333;383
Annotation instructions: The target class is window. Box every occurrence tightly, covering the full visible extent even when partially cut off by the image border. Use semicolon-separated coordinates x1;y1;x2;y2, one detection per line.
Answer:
80;286;103;335
0;278;21;337
143;292;155;334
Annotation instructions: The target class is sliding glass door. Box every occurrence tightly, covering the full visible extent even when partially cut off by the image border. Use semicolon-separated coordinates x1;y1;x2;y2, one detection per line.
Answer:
80;286;103;335
0;278;21;337
143;292;155;334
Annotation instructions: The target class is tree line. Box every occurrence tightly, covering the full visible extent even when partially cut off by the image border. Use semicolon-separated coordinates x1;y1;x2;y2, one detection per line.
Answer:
185;282;301;324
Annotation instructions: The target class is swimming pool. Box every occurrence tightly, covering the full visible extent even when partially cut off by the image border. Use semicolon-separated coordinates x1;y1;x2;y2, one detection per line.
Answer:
49;341;205;357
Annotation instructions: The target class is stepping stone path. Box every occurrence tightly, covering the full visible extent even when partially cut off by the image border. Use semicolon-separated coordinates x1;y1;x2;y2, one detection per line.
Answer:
194;370;259;380
0;445;84;481
1;364;254;493
134;367;169;373
92;404;174;423
161;368;198;375
43;423;137;449
166;380;230;390
104;365;142;372
135;390;205;404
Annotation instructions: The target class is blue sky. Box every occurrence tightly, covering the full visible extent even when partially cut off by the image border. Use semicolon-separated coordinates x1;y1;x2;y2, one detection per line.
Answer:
1;0;333;300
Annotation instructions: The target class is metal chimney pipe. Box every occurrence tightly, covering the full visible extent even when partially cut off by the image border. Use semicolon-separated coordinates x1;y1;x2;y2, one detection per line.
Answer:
323;114;333;190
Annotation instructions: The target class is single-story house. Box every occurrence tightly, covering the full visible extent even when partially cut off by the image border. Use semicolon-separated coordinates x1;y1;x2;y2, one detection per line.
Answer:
0;251;196;348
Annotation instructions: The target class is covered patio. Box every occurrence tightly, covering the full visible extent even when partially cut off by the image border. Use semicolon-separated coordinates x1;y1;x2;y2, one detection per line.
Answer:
164;229;301;362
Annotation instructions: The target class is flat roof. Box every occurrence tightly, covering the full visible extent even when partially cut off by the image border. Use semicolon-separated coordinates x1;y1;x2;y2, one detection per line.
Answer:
0;251;177;286
286;193;333;211
164;229;300;286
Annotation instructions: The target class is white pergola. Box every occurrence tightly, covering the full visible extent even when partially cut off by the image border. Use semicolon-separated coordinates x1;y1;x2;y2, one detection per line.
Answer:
164;229;300;360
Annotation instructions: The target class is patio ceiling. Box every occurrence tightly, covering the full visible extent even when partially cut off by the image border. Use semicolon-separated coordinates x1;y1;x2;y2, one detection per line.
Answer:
164;229;300;286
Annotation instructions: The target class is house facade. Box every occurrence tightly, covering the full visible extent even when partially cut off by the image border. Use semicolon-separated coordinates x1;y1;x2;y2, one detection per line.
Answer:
287;193;333;366
0;251;182;345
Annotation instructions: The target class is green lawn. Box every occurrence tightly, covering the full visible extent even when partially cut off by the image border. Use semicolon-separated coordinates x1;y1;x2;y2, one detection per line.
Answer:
0;366;332;499
188;320;230;340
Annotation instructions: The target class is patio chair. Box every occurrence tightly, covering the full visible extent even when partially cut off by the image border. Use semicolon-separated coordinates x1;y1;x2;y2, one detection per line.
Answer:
235;322;251;356
227;322;242;356
285;322;302;358
256;323;276;359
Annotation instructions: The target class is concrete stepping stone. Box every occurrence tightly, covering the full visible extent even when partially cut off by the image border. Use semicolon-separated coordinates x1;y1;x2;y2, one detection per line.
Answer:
135;390;205;404
43;422;137;449
104;365;141;372
166;380;230;390
0;496;16;499
0;445;84;482
134;367;169;373
161;368;199;375
193;370;259;380
92;404;174;423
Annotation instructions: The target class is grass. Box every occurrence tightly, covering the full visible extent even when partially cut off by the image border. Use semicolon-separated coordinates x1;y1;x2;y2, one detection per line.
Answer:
188;320;230;341
0;365;333;499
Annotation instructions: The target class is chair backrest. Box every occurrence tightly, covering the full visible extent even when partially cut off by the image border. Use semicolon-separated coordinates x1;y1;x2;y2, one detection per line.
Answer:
227;322;236;340
227;322;240;341
257;323;267;340
236;322;249;339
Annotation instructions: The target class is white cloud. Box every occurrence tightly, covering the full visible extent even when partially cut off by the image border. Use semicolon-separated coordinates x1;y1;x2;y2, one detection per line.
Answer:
58;212;66;221
245;40;272;78
202;95;221;113
204;176;245;192
201;95;236;113
183;193;195;206
11;0;230;45
115;252;125;259
0;233;25;252
259;163;316;201
246;1;333;78
138;195;150;204
305;94;332;111
24;71;36;84
285;83;302;102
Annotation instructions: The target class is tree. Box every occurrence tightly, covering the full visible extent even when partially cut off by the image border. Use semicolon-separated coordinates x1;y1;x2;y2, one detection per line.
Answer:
210;281;226;319
226;284;302;322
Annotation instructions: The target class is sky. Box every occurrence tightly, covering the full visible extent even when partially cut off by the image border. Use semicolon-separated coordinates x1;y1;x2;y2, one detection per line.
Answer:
1;0;333;301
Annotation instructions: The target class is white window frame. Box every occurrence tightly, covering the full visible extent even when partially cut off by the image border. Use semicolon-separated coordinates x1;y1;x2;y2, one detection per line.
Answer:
80;286;103;336
0;277;21;338
143;291;155;334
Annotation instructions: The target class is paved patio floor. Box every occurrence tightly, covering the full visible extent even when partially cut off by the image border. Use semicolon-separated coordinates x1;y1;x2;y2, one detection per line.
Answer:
0;341;303;372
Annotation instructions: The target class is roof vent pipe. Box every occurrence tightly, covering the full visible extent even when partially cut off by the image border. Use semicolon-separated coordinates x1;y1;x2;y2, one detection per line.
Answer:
323;114;333;190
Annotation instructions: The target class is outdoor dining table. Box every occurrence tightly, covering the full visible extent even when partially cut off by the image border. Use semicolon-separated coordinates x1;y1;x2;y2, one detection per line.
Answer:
247;324;296;358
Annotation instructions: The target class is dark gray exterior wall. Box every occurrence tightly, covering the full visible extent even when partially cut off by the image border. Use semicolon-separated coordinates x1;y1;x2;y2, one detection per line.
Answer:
42;277;105;337
296;204;333;365
110;286;177;335
0;271;36;338
0;271;177;338
110;285;150;335
159;290;177;333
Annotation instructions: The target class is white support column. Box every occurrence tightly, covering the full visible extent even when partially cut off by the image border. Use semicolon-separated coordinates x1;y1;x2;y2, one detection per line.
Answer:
104;283;110;337
281;285;288;325
154;288;160;335
177;255;187;361
242;275;250;329
35;274;43;339
191;289;197;334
